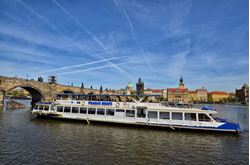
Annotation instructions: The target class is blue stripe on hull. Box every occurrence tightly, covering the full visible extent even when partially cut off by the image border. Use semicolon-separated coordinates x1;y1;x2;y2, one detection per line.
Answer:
217;122;241;132
156;123;241;133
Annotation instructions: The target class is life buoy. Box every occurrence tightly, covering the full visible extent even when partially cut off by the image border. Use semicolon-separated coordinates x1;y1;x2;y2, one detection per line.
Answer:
116;102;120;107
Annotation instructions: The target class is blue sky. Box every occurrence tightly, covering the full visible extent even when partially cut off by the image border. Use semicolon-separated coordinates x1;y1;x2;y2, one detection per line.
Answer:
0;0;248;92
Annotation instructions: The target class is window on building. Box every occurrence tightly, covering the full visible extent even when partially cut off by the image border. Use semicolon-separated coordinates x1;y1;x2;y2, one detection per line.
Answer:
57;106;63;112
172;112;183;120
64;107;71;113
159;112;170;119
97;108;105;115
148;111;158;118
106;109;115;116
126;110;135;117
185;113;196;121
88;108;96;114
198;114;211;122
72;107;79;113
80;107;87;114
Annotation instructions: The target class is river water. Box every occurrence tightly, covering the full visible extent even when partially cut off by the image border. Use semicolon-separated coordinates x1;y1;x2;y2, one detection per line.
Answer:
0;102;248;165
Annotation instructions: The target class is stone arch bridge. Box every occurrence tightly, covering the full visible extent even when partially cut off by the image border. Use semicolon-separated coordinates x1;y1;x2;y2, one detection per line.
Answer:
0;76;100;107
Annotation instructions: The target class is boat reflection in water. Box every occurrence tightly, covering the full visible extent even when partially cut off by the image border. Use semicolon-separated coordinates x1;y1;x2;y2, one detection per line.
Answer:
32;93;241;133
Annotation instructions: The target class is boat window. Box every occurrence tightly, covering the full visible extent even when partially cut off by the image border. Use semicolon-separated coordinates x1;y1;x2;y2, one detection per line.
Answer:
185;113;196;121
159;112;170;119
116;109;124;112
198;114;211;122
64;107;71;113
126;110;135;117
137;108;146;118
34;105;39;110
172;112;183;120
72;107;79;113
39;105;44;110
44;106;49;111
106;109;115;116
80;107;87;114
57;106;63;112
97;108;105;115
148;111;158;119
88;108;96;114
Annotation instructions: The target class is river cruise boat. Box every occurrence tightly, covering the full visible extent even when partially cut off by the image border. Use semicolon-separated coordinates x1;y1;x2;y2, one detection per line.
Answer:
32;94;241;133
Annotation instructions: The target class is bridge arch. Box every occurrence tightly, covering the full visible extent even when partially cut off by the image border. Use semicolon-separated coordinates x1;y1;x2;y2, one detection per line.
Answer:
7;85;45;106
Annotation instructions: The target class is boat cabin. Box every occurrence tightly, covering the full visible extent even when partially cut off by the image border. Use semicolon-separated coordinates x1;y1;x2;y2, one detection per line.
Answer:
34;103;214;123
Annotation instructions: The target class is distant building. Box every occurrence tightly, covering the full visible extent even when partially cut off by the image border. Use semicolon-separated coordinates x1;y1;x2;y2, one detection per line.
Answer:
125;81;134;94
229;92;237;102
196;87;208;102
188;87;208;102
136;78;144;95
167;76;189;103
189;90;197;102
144;88;163;101
236;84;249;103
208;91;229;102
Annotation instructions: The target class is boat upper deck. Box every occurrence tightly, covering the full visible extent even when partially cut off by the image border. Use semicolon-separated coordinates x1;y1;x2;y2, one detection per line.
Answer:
37;93;217;114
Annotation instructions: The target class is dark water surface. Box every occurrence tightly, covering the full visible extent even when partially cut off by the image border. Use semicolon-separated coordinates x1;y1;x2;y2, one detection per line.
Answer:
0;104;248;165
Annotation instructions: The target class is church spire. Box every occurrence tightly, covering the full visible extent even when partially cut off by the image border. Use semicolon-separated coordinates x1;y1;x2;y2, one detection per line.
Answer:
179;76;185;89
180;75;184;84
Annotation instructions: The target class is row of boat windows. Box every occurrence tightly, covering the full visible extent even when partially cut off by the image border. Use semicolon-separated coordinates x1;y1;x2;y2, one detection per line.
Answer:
35;105;211;122
57;106;135;117
147;111;210;121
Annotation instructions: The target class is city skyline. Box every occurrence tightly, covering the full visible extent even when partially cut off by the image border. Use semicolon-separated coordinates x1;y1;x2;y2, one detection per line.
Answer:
0;0;248;92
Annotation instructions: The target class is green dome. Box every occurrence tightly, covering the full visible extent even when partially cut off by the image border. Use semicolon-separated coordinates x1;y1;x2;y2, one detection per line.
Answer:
127;82;133;88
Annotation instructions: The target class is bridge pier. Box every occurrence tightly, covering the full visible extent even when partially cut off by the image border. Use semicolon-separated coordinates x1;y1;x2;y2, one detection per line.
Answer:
0;91;5;107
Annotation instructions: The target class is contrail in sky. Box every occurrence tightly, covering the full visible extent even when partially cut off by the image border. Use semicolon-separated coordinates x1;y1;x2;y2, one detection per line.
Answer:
18;0;100;61
52;0;133;80
18;0;65;38
36;56;127;74
113;0;153;70
113;0;134;31
57;61;130;76
18;0;133;79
